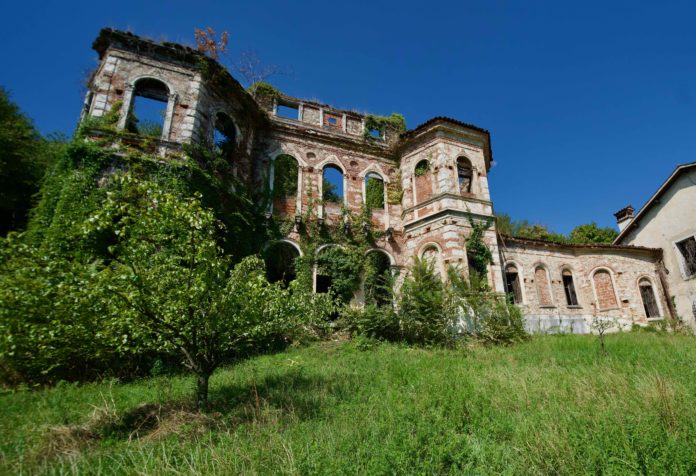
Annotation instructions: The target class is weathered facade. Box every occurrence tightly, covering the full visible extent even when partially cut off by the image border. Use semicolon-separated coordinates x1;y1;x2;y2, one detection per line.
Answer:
81;28;674;332
614;163;696;328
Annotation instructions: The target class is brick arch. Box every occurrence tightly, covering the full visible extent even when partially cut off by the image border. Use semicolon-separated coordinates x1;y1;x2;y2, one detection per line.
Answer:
590;267;619;311
533;264;554;306
413;159;434;204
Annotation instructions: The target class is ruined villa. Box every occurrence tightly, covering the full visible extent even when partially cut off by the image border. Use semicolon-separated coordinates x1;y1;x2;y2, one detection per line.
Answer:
82;28;676;333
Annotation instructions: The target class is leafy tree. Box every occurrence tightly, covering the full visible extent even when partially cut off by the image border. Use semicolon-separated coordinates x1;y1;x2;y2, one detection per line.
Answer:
322;178;341;203
88;173;331;409
0;87;53;234
568;222;618;244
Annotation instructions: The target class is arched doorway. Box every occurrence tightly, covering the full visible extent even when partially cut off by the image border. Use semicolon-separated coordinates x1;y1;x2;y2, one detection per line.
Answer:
364;249;393;306
264;241;300;287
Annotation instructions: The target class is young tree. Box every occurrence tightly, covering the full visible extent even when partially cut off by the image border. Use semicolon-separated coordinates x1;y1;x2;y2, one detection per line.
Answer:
88;173;330;409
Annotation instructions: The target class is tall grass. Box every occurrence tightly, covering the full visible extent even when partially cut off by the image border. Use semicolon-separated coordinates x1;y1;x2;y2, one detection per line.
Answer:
1;333;695;474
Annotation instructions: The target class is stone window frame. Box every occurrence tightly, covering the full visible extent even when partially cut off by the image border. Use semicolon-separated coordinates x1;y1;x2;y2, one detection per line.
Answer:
503;260;526;305
317;156;348;217
672;231;696;280
268;151;306;216
418;242;445;280
359;164;390;229
455;155;475;196
636;275;663;320
589;266;621;312
560;265;582;308
533;263;555;308
118;75;178;142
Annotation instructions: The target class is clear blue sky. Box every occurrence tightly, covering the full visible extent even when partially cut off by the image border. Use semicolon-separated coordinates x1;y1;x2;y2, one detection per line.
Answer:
2;1;695;233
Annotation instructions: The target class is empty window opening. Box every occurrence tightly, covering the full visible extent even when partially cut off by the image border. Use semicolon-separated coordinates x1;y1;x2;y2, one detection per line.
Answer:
264;242;299;288
639;278;660;318
364;250;392;306
457;157;473;194
365;173;385;210
126;78;169;138
562;269;579;306
213;112;236;158
328;117;337;125
322;165;344;203
535;266;553;306
676;236;696;276
593;269;618;310
504;264;523;304
272;154;299;215
277;103;299;120
368;128;382;139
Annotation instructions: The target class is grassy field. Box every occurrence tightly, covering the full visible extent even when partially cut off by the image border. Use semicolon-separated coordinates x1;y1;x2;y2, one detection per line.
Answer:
1;333;695;475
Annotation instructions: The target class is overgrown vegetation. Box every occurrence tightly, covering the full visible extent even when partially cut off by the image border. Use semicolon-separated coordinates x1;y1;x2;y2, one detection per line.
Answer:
0;88;59;235
496;213;619;244
2;334;694;474
363;113;407;141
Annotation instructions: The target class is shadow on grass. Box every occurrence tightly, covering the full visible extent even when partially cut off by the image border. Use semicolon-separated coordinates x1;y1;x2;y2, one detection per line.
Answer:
41;368;357;455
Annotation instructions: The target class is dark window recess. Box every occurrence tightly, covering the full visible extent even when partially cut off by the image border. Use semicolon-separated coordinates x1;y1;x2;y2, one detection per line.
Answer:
457;157;473;193
639;281;660;318
676;236;696;276
504;265;523;304
277;103;299;120
562;270;579;306
264;242;299;288
213;112;236;159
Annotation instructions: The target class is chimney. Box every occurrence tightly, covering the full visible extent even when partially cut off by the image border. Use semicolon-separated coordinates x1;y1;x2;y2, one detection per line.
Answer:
614;205;635;232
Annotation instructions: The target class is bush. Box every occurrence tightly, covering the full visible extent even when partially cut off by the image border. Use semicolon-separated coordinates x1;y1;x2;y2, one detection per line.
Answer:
340;304;400;342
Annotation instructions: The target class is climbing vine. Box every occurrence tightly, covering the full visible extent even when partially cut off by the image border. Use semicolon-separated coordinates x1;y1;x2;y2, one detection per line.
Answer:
465;217;494;279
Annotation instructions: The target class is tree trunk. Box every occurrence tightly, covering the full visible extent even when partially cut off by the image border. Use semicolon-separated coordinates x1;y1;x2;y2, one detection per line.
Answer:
196;371;210;411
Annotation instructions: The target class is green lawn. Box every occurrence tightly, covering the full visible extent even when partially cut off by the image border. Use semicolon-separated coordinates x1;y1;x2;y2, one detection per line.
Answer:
2;333;695;475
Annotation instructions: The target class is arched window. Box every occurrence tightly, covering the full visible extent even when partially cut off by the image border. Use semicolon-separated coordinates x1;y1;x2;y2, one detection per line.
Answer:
213;112;236;159
264;241;300;288
414;160;432;203
364;250;392;306
639;278;660;318
504;263;523;304
364;172;385;210
534;266;553;306
322;165;344;203
421;244;441;278
593;269;618;310
457;157;473;194
126;78;169;138
562;269;579;306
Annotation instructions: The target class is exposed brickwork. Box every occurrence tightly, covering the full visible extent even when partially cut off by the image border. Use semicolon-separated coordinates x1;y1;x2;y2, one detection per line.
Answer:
593;270;618;310
534;267;553;306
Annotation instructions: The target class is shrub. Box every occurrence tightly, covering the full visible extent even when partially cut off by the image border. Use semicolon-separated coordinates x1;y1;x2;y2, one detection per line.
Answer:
340;304;400;342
